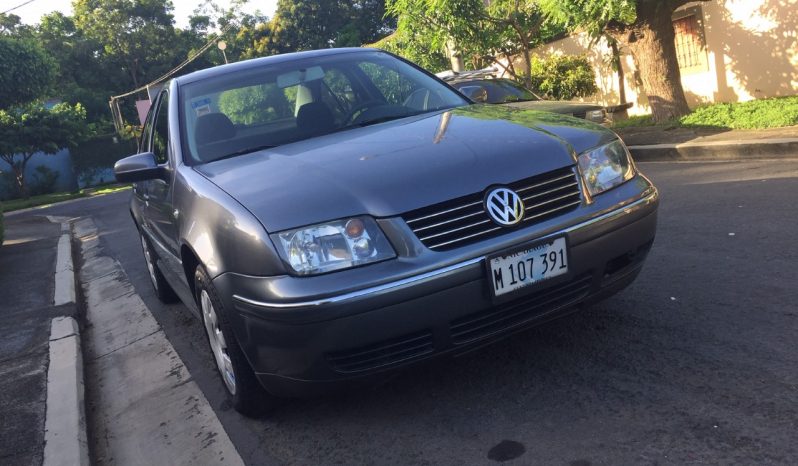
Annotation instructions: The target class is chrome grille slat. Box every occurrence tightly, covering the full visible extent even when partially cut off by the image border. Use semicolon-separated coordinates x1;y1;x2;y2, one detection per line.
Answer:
418;218;492;242
522;181;579;202
427;226;503;250
524;200;582;221
514;172;575;193
523;192;582;211
402;167;582;251
405;200;483;224
411;209;484;233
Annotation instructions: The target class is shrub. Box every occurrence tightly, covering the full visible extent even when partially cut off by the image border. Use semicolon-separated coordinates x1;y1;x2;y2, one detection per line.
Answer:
28;165;59;196
680;96;798;129
528;54;598;101
72;134;137;188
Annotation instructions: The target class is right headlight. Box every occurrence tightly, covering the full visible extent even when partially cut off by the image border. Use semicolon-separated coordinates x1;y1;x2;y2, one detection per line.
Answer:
577;139;635;196
273;216;396;276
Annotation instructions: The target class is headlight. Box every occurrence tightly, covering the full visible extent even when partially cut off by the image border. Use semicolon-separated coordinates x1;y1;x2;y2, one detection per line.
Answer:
587;109;606;122
577;140;635;196
274;217;396;275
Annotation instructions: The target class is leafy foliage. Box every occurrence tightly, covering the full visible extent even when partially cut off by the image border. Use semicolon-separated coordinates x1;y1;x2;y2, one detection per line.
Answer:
73;0;179;89
529;55;598;100
71;134;137;187
0;36;56;109
28;165;60;196
613;96;798;130
384;0;564;84
242;0;395;57
680;96;798;130
0;103;88;197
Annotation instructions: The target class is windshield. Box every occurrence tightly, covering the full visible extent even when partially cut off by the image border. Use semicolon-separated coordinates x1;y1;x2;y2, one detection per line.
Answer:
179;51;469;164
454;79;541;104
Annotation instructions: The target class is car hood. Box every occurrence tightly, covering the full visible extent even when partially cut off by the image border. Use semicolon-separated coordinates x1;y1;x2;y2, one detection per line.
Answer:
196;104;616;232
504;100;604;115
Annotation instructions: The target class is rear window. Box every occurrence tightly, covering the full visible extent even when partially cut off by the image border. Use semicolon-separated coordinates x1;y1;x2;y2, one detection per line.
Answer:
454;79;541;104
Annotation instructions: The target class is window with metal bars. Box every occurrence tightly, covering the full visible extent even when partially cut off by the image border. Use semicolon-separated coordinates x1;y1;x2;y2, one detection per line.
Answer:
673;14;706;70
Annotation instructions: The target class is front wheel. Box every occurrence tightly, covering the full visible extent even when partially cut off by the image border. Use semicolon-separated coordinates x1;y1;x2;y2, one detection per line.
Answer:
194;266;276;417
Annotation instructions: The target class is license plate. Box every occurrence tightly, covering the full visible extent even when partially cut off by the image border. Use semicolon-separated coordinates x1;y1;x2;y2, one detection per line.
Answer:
488;237;569;297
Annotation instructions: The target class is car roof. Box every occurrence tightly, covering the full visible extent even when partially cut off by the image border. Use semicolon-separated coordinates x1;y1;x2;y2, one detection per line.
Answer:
174;47;382;86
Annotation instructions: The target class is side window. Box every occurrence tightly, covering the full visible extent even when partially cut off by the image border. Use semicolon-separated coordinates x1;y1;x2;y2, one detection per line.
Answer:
152;92;170;165
322;68;357;120
358;62;415;105
139;102;156;153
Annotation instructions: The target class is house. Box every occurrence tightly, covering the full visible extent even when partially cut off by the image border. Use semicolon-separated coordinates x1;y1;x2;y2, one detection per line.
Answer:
518;0;798;115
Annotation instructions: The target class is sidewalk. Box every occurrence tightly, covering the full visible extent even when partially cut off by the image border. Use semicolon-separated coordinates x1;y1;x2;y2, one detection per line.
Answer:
616;125;798;161
0;216;79;464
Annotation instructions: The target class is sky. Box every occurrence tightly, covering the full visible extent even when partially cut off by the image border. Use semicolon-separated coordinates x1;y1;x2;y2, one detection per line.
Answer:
4;0;278;28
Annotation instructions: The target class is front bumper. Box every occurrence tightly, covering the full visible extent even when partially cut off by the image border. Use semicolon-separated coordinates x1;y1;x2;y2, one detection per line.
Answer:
212;180;659;397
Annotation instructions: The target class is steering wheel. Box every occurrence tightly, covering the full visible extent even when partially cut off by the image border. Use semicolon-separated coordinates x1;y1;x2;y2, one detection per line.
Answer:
345;100;384;125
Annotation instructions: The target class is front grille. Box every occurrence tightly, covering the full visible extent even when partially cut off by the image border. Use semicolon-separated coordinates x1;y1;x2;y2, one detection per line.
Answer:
449;274;592;345
572;112;587;119
327;331;434;373
403;167;582;251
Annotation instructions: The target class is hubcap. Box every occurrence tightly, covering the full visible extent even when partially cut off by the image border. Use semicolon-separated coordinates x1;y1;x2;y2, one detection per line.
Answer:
140;235;158;290
201;290;236;395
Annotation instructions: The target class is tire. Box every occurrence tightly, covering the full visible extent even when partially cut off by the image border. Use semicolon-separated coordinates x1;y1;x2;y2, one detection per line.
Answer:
194;265;276;417
139;231;178;303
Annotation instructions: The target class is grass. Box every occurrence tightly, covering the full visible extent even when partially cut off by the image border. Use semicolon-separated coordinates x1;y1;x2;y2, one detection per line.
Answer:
613;95;798;130
1;183;130;213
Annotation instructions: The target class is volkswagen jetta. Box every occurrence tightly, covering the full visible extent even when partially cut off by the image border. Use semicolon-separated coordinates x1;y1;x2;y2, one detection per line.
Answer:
115;48;658;416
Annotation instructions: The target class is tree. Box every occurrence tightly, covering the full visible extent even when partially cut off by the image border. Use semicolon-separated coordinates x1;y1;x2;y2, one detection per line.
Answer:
0;103;87;198
538;0;708;122
73;0;179;89
262;0;395;55
0;36;56;109
36;12;123;129
385;0;563;85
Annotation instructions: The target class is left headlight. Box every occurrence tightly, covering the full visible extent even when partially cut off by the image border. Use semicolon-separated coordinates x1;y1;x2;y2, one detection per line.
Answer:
577;139;635;197
273;216;396;275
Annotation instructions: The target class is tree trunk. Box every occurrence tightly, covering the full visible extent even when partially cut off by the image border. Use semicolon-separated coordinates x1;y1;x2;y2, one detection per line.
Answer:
610;41;627;104
621;5;691;122
11;155;30;199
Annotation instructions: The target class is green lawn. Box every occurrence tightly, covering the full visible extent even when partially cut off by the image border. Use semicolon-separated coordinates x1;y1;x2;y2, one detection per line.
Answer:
613;95;798;130
1;184;130;213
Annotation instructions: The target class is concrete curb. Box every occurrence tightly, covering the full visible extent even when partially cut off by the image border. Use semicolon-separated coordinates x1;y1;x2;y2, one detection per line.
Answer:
53;222;76;306
628;138;798;162
43;316;89;466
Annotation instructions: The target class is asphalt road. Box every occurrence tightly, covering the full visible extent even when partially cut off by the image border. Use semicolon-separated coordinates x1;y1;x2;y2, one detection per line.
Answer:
27;160;798;465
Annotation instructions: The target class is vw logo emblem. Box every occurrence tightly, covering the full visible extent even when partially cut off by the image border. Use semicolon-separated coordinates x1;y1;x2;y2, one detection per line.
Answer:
485;188;525;226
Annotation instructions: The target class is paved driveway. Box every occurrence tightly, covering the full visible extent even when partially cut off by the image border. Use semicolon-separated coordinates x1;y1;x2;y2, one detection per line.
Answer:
25;160;798;465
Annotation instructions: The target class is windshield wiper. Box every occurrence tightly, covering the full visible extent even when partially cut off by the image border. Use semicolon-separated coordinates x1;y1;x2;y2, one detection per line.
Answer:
212;144;278;162
355;114;409;128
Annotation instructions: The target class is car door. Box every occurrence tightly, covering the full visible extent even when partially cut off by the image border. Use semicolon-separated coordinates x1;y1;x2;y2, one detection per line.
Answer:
131;99;157;220
144;89;183;283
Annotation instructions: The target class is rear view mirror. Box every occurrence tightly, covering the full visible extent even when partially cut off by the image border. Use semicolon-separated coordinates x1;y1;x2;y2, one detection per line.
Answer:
460;85;488;103
114;152;167;183
277;66;325;88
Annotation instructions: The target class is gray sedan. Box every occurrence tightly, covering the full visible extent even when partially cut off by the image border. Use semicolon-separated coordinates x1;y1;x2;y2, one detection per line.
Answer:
115;48;658;416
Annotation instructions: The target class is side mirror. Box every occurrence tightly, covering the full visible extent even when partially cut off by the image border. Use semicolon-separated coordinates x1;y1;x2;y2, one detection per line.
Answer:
459;85;488;103
114;152;167;183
